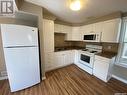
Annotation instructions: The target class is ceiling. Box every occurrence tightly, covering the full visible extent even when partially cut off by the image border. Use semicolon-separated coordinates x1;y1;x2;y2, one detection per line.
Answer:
25;0;127;23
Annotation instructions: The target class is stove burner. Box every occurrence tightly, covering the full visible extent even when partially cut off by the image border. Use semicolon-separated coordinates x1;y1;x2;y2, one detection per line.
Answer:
90;51;98;53
82;49;88;51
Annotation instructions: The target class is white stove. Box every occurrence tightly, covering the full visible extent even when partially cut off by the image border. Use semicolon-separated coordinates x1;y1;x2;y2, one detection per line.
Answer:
78;45;102;75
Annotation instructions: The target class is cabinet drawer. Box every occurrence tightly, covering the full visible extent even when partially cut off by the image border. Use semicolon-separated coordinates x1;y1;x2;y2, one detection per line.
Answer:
95;55;110;63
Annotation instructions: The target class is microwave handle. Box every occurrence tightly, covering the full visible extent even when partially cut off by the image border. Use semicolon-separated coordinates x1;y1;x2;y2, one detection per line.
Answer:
96;32;102;41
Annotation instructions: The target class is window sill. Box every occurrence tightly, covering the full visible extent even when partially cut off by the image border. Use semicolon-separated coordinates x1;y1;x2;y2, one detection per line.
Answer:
115;63;127;69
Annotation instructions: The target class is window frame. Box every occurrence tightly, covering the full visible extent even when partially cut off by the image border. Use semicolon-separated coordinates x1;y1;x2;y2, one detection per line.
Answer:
116;17;127;68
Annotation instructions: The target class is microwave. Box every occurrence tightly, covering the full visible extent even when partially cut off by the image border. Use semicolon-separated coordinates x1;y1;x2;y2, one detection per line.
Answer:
83;33;101;42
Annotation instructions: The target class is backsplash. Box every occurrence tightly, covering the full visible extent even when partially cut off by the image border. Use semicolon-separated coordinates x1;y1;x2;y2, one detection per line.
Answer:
101;43;119;53
54;33;86;48
54;33;72;47
79;42;119;53
54;33;119;53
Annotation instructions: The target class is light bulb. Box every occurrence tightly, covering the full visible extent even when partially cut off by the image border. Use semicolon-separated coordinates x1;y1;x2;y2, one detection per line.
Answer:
70;0;81;11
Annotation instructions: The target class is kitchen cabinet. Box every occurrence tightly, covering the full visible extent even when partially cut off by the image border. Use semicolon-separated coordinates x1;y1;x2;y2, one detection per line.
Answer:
80;22;102;41
43;19;54;52
54;50;74;66
54;52;65;67
71;27;82;41
66;27;82;41
43;19;55;72
101;18;121;42
44;52;54;71
54;24;72;34
64;51;73;65
80;22;102;34
62;25;72;34
45;50;75;72
73;50;80;64
81;24;93;35
54;24;61;33
93;22;103;33
93;55;115;82
44;52;64;72
80;18;121;42
55;24;82;41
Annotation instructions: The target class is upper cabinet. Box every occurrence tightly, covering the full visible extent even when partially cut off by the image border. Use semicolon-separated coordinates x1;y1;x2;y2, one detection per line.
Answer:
81;22;103;34
81;24;93;34
54;24;72;34
43;19;54;52
54;18;121;42
67;27;82;41
54;24;61;33
81;18;121;42
93;22;103;34
54;24;82;41
101;18;121;43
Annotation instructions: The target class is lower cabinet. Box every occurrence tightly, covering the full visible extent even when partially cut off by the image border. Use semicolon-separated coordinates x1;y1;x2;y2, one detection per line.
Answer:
44;52;54;71
93;55;115;82
44;50;76;72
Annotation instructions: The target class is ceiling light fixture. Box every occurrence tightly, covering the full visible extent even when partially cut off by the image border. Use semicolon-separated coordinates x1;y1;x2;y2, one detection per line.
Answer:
70;0;81;11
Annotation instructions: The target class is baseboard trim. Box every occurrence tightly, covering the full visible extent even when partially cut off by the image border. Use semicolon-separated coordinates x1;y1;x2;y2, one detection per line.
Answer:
45;63;73;72
0;76;8;80
42;77;46;80
112;75;127;84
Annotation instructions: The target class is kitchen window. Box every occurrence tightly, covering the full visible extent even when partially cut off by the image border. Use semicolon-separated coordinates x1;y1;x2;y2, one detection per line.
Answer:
117;18;127;67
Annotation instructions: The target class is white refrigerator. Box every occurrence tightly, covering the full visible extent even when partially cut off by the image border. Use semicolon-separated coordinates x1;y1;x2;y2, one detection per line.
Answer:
0;24;41;92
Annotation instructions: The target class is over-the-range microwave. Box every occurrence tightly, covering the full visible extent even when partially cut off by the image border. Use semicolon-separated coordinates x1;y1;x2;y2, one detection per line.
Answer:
83;32;101;42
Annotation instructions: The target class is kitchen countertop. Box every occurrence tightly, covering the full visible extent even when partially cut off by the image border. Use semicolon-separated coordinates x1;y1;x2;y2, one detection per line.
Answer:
55;46;84;52
96;51;117;59
55;47;117;59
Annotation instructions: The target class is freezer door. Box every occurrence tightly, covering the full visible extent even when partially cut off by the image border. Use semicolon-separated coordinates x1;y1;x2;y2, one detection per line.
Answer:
3;47;40;92
1;24;38;47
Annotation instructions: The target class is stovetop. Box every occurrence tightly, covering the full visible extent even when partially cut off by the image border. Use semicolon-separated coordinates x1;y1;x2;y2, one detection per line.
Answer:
81;45;102;54
82;49;99;54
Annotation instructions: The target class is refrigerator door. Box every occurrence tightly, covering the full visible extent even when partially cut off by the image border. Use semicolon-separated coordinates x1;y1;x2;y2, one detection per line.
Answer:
3;47;40;92
1;24;38;47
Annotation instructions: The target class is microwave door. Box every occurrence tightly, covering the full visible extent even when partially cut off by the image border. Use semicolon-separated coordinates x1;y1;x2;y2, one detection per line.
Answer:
84;35;94;40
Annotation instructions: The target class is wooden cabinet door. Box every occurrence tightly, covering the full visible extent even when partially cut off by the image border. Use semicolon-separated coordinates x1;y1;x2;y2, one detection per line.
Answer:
43;19;54;52
101;19;121;42
93;22;103;33
65;26;72;40
93;59;109;82
54;24;61;33
63;51;72;65
44;52;54;71
71;27;82;41
54;52;64;68
81;24;93;34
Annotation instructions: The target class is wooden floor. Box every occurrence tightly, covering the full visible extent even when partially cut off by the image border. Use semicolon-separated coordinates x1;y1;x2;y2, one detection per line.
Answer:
1;64;127;95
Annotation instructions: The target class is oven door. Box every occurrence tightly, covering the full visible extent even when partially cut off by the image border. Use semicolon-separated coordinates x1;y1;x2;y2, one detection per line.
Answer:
79;53;94;68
